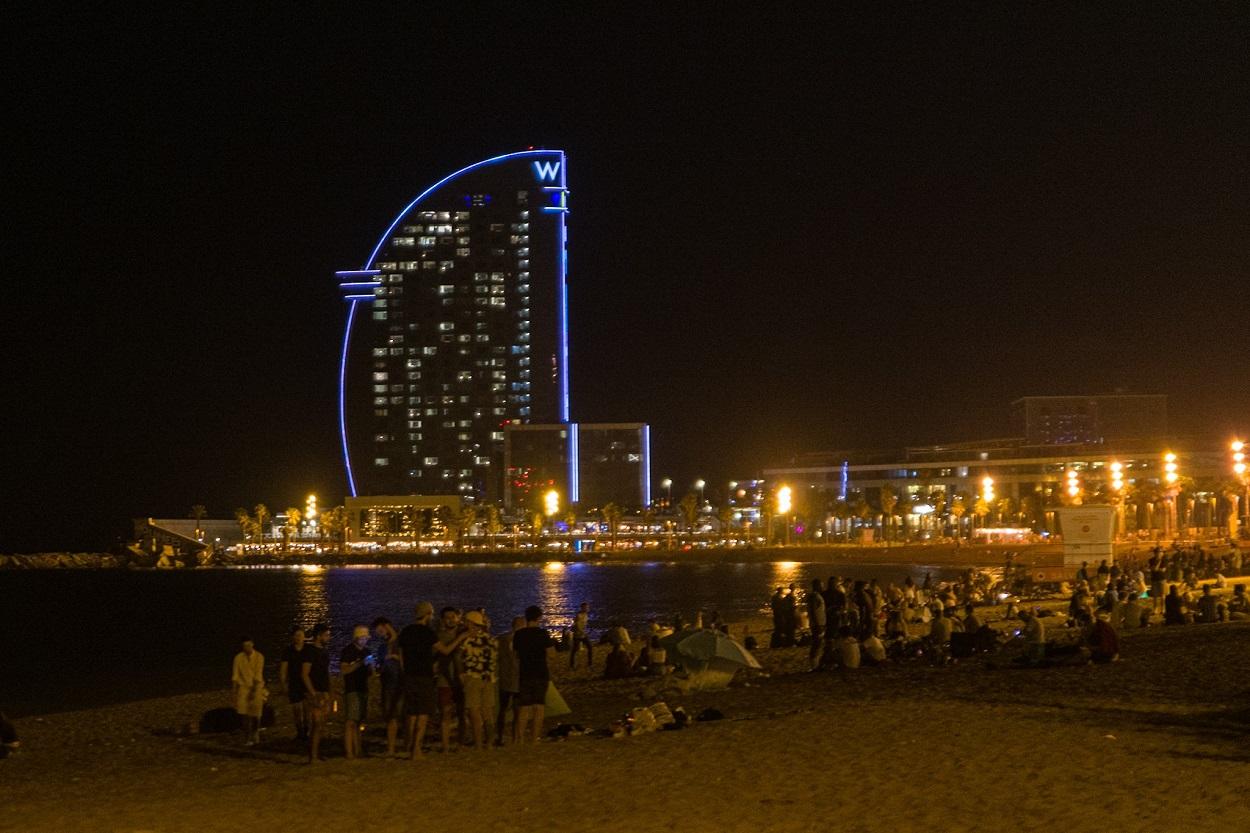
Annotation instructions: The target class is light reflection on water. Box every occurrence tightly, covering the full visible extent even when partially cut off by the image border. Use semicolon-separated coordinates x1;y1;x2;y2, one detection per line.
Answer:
1;561;965;715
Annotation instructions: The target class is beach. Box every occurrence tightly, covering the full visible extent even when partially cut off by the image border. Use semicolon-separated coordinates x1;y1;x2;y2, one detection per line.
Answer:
6;614;1250;833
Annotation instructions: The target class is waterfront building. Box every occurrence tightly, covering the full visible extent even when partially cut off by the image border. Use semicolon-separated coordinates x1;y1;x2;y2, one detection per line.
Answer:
504;422;651;510
336;150;570;503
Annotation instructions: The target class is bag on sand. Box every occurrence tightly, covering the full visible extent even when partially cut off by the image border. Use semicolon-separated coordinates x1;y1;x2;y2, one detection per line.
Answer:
199;707;242;734
544;682;571;718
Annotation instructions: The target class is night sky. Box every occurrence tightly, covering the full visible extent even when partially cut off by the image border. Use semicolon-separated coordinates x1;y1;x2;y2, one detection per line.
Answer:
5;6;1247;552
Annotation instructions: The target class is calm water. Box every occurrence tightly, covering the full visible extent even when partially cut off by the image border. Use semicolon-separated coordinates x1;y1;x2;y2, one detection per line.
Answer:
0;561;962;716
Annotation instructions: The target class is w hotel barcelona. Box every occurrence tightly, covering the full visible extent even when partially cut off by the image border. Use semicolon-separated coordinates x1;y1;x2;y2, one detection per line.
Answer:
337;150;570;503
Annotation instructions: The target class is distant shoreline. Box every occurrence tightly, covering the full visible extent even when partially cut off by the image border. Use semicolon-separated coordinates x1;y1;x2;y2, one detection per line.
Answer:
0;542;1073;570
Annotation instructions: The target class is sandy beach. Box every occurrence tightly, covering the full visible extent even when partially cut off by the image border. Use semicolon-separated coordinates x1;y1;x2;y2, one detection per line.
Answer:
6;608;1250;833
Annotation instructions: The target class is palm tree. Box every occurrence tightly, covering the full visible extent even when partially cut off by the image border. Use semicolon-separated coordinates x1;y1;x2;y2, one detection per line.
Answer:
320;505;349;552
253;504;272;553
949;494;967;540
678;492;700;544
831;499;851;541
455;505;478;548
601;502;623;549
233;507;256;553
895;494;914;542
188;504;207;542
878;484;898;543
972;497;990;532
716;504;734;546
853;496;873;541
282;507;302;552
530;510;546;546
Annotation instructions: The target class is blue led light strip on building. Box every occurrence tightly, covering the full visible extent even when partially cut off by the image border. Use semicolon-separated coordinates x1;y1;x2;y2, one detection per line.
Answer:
338;149;568;497
339;301;360;497
641;424;652;506
569;422;580;503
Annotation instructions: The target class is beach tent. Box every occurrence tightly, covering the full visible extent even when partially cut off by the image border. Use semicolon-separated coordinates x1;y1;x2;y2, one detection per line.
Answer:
659;629;762;690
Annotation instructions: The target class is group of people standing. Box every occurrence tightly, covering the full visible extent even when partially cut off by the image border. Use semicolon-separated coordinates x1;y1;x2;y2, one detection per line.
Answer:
232;602;559;763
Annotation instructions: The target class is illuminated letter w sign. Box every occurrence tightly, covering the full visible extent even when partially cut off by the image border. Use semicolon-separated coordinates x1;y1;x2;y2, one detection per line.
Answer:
533;160;561;182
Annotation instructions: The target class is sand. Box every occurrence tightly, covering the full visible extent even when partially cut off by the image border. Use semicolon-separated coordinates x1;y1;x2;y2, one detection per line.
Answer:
5;616;1250;833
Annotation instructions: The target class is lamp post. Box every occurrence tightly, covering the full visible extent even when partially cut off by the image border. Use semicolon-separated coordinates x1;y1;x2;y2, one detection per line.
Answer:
695;479;706;506
543;489;559;541
661;477;672;507
1065;469;1081;505
1163;452;1179;538
777;485;792;546
1233;440;1247;533
1109;462;1124;538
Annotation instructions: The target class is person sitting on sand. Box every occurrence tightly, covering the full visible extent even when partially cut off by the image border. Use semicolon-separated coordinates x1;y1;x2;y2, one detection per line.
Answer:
1197;585;1220;624
835;626;860;669
1021;609;1046;664
962;603;982;634
861;633;887;666
633;636;668;677
604;642;635;679
1164;585;1187;626
1227;585;1250;621
1086;612;1120;663
928;607;954;646
231;637;266;747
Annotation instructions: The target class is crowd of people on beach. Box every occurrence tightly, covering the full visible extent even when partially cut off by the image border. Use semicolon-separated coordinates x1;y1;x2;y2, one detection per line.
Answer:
221;540;1245;761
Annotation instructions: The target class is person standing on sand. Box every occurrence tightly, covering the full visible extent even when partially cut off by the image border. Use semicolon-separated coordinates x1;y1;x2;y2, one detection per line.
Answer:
231;637;266;746
301;623;332;762
371;617;404;758
806;579;825;670
435;607;468;752
569;602;593;670
512;605;555;743
339;625;371;760
495;616;525;746
459;610;498;749
769;588;784;647
398;602;438;758
277;627;309;741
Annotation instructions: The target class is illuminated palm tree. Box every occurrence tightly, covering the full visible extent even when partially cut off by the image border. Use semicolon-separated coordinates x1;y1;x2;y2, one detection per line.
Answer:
949;494;967;541
253;504;272;553
679;492;700;544
878;484;898;543
716;504;734;546
282;507;302;552
456;505;478;548
233;507;256;553
601;502;623;549
320;505;349;552
188;504;207;542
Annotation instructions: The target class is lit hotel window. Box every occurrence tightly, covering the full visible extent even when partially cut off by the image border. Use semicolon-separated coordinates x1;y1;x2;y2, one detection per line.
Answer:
374;458;389;466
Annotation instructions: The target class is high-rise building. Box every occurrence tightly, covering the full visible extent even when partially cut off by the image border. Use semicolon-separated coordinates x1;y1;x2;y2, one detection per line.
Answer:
336;150;570;502
503;422;651;511
1010;394;1167;446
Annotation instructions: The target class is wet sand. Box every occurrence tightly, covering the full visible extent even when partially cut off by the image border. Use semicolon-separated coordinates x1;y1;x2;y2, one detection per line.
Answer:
6;611;1250;833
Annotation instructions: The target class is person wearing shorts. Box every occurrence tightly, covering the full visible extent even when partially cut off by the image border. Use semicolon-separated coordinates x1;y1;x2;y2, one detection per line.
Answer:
511;605;554;743
372;616;404;757
459;610;497;749
278;627;309;741
300;623;332;763
398;602;469;758
435;607;467;753
339;625;371;760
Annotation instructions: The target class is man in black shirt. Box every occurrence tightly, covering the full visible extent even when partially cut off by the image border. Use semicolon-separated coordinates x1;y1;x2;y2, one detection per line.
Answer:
277;627;309;741
397;601;471;759
511;605;554;743
300;623;332;763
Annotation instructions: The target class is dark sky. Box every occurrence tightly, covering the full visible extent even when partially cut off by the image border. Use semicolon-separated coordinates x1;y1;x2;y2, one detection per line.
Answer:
4;5;1247;551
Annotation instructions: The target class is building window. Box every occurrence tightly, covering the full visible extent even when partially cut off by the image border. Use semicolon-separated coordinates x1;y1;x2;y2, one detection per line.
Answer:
374;457;389;466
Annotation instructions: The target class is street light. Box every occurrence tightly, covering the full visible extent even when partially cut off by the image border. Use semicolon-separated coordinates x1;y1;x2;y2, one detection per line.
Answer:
981;476;995;503
544;489;559;519
776;485;792;546
1163;452;1179;538
1065;469;1081;503
661;478;672;505
1234;440;1247;530
695;479;706;504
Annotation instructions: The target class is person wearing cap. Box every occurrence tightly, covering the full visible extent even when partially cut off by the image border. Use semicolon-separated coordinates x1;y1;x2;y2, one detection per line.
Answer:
339;624;372;760
459;610;498;749
398;602;471;759
301;623;332;763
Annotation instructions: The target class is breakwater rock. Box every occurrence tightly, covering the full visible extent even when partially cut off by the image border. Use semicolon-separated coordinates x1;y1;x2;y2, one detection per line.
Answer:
0;551;155;569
